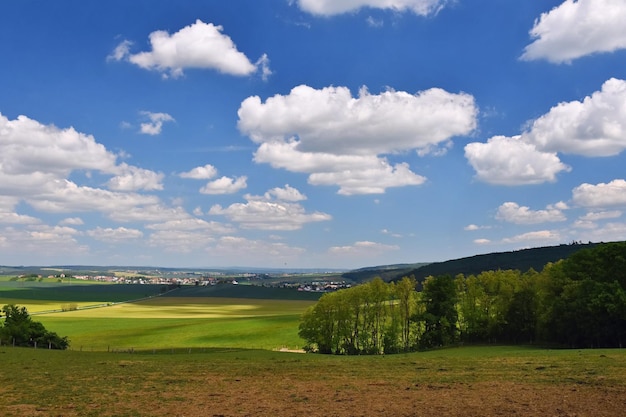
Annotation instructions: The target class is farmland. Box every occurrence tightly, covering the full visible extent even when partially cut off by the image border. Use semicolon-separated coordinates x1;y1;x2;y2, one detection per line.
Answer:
0;278;317;351
2;276;626;416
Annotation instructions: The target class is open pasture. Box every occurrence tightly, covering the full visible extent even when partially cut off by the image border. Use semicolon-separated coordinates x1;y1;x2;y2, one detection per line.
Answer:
34;296;315;351
1;346;625;416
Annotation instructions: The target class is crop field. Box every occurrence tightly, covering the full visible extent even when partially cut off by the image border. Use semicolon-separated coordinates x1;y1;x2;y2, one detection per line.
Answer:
2;279;626;416
1;346;625;416
0;280;317;351
35;297;315;351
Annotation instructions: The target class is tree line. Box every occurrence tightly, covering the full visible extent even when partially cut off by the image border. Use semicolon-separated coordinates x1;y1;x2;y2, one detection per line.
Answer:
299;241;626;354
0;304;69;349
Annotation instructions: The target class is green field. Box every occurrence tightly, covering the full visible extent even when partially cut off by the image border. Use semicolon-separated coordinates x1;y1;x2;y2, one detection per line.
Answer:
3;279;626;416
0;280;317;351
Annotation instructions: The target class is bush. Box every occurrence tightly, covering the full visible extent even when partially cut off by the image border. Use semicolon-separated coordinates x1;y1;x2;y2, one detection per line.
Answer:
0;304;70;349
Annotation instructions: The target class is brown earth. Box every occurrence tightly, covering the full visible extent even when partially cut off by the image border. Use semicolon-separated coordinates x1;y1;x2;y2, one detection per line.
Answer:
4;373;625;416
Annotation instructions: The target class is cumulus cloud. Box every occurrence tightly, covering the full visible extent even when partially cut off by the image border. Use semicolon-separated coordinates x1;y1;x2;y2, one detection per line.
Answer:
107;164;164;191
0;112;174;220
465;78;626;185
179;164;218;179
239;84;475;194
212;236;305;262
59;217;84;226
574;221;626;242
572;179;626;208
328;240;399;255
496;202;567;224
579;210;622;221
139;111;175;135
200;176;247;195
464;224;490;231
145;218;234;252
264;184;307;202
294;0;449;16
86;227;143;242
110;20;268;79
0;224;87;255
0;113;117;180
527;78;626;157
474;238;491;245
208;186;331;230
0;211;40;225
502;230;562;244
521;0;626;63
464;136;570;185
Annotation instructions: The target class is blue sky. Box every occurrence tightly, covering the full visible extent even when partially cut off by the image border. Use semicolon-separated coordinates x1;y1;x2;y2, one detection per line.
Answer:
1;0;626;269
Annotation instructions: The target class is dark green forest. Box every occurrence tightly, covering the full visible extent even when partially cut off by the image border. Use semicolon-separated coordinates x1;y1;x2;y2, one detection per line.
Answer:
0;304;69;349
299;241;626;354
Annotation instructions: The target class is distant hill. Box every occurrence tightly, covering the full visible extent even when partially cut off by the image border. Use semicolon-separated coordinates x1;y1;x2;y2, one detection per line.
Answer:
341;263;430;283
393;242;604;286
342;242;611;286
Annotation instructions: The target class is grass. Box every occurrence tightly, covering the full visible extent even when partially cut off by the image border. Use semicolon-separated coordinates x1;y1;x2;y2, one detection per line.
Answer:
1;346;625;417
7;295;315;351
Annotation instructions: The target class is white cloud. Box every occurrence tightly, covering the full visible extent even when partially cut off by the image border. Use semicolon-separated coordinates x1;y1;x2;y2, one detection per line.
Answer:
180;164;218;179
139;111;174;135
107;40;132;62
295;0;448;16
0;211;40;225
574;221;626;242
526;78;626;157
148;230;216;253
239;85;476;156
0;224;87;255
209;186;331;230
211;236;305;262
496;202;567;224
59;217;84;226
200;176;247;195
466;79;626;185
464;136;570;185
328;240;399;255
464;224;490;231
502;230;562;244
239;84;474;194
579;210;622;221
521;0;626;63
145;218;234;253
264;184;307;202
572;179;626;208
86;226;143;242
110;20;267;79
0;112;176;222
146;218;233;234
107;164;164;191
0;113;117;180
474;238;491;245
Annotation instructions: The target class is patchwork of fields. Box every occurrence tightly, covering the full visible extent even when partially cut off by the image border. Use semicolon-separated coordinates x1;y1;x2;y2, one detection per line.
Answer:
2;276;626;416
0;278;317;351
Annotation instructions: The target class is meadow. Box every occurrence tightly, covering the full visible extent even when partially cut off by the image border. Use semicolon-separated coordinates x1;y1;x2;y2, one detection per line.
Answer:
1;345;625;416
2;277;626;416
0;278;317;351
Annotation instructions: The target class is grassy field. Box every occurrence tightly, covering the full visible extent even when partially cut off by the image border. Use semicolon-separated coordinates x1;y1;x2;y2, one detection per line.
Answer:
1;280;317;351
1;346;625;416
3;279;626;416
35;297;315;351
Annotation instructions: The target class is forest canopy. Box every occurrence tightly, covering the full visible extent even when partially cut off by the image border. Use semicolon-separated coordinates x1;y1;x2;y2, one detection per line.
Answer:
299;241;626;354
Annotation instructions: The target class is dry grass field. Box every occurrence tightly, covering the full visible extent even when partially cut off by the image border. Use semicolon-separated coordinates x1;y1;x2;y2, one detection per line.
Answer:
1;346;625;417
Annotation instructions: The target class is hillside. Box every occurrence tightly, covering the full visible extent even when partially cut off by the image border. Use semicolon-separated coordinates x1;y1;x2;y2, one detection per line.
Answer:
341;242;607;285
393;242;602;285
